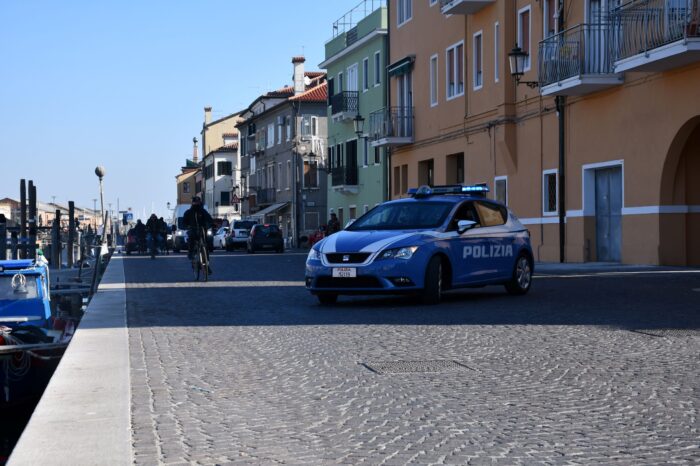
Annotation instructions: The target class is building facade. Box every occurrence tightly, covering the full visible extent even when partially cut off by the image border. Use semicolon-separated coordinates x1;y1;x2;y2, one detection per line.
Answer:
238;57;328;246
200;108;243;220
321;1;389;227
378;0;699;266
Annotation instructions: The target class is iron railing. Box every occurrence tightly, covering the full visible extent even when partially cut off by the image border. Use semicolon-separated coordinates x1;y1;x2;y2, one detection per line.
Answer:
368;106;414;142
332;0;387;37
330;91;359;116
255;188;276;205
331;165;359;186
611;0;700;61
538;23;615;87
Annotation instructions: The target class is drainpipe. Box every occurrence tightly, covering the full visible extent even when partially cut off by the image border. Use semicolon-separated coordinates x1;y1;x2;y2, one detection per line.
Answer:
556;1;566;263
385;0;392;200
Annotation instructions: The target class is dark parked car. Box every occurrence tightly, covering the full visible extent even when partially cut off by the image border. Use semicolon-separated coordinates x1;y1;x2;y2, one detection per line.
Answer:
246;224;284;254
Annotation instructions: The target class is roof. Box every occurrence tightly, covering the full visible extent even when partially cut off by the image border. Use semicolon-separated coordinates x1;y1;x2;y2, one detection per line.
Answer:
222;133;237;138
212;142;238;152
289;82;327;102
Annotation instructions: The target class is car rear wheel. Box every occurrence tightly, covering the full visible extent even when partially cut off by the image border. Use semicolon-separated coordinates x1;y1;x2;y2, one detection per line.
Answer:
505;254;532;295
421;256;443;305
317;293;337;305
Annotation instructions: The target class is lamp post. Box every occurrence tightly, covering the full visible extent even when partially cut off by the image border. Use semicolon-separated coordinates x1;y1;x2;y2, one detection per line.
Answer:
95;166;106;245
508;45;539;88
353;113;366;139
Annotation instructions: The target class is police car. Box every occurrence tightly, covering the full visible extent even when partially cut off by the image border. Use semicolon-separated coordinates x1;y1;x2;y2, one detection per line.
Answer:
305;185;534;305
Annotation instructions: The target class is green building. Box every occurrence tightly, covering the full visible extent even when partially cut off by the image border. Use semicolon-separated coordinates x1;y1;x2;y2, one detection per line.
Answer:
320;0;388;227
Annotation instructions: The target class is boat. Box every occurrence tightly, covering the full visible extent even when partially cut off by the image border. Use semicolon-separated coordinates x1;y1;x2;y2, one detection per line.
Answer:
0;259;75;408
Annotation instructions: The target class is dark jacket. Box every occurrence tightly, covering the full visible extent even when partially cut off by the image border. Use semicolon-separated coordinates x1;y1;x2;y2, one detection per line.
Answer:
183;206;213;238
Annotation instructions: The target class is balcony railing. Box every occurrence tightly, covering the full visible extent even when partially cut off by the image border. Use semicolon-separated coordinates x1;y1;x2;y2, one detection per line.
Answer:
255;188;276;205
330;91;359;118
369;106;414;146
331;165;359;187
539;23;616;87
611;0;700;61
440;0;496;15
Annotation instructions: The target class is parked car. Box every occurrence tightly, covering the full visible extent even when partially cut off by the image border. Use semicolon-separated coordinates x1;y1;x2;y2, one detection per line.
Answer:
226;220;257;251
125;228;138;255
213;227;229;249
246;224;284;254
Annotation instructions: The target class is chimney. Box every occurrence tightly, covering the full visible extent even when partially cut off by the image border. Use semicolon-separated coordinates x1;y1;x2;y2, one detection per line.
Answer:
204;107;212;125
292;56;306;95
192;137;199;164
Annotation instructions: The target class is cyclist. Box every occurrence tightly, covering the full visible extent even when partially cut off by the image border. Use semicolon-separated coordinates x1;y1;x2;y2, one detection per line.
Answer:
157;216;169;254
146;214;160;257
183;196;214;274
134;219;147;254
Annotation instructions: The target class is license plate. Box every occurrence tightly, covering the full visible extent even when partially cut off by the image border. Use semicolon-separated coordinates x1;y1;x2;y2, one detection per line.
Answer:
239;232;248;237
332;267;356;278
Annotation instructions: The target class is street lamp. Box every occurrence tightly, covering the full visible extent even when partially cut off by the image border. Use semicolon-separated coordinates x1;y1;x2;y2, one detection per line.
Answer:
353;113;365;139
95;166;106;245
508;45;539;88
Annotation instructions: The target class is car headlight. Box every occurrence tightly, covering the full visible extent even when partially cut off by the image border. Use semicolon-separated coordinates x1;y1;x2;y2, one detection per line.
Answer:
378;246;418;260
307;248;322;262
175;231;186;237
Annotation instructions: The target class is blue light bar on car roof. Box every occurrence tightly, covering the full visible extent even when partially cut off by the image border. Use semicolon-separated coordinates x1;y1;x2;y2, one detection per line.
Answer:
408;184;490;197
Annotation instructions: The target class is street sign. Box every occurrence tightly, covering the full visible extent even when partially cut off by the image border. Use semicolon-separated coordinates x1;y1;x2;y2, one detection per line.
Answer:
123;212;133;222
232;194;240;203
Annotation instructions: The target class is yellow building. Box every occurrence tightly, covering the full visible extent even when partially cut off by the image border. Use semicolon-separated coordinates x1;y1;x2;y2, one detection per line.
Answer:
376;0;700;265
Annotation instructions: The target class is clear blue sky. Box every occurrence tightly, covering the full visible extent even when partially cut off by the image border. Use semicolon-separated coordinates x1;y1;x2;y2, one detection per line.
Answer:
0;0;360;221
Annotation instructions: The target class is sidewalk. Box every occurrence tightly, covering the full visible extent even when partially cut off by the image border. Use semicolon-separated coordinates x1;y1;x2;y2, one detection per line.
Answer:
534;261;699;275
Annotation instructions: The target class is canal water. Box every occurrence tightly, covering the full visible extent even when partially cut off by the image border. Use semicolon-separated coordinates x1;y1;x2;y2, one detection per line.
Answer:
0;404;34;464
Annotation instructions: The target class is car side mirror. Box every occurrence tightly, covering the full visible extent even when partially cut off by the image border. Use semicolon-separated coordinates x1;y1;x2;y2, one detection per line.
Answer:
457;220;477;234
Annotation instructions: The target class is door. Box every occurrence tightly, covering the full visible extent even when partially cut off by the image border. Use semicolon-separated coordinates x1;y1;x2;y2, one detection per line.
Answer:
397;72;413;137
595;166;622;262
347;63;358;92
586;0;607;74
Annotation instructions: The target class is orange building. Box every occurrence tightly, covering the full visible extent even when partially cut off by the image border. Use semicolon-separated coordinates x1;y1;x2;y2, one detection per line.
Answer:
373;0;700;265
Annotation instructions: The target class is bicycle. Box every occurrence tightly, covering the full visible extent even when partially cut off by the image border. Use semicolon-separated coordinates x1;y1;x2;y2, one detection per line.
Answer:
191;227;209;282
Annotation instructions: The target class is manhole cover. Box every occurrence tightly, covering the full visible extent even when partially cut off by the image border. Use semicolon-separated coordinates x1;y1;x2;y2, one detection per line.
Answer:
631;328;700;338
361;360;474;374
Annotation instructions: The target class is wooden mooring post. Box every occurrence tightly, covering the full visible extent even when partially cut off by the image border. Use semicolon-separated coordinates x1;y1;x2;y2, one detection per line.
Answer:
0;214;6;260
51;209;62;269
28;180;37;259
68;201;75;268
19;179;27;259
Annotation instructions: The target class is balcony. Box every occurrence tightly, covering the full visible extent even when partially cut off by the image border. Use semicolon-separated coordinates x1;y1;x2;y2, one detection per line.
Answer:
538;24;623;96
330;91;359;122
331;165;359;193
440;0;495;15
369;107;414;148
611;0;700;72
255;188;276;205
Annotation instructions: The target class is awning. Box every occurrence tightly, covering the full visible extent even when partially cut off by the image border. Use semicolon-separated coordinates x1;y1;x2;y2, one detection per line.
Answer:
388;55;415;77
250;202;289;220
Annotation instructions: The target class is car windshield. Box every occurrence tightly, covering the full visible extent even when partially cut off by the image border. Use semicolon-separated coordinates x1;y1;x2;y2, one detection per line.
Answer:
347;202;454;231
234;221;256;230
256;225;280;235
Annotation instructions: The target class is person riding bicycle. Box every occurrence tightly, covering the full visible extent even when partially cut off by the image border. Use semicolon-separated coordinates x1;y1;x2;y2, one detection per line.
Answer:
146;214;160;256
133;219;147;253
183;196;214;272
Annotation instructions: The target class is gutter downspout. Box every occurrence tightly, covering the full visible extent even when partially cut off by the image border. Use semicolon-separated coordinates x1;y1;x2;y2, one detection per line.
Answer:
385;0;392;201
556;0;566;263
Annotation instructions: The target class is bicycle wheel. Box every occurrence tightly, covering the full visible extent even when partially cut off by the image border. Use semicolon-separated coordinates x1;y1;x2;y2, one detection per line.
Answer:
192;249;201;281
199;244;209;282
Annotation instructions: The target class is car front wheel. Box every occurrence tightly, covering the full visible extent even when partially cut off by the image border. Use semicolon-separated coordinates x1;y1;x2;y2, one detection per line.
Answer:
505;254;532;295
421;256;443;305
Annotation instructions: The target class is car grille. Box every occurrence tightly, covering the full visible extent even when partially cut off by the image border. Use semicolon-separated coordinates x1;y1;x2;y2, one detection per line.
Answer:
325;253;371;264
315;276;383;289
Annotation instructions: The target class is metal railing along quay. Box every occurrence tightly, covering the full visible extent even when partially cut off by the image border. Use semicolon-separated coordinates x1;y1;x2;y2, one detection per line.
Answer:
611;0;700;61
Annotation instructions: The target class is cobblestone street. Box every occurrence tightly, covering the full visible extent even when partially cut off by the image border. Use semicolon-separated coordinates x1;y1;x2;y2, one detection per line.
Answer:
124;252;700;465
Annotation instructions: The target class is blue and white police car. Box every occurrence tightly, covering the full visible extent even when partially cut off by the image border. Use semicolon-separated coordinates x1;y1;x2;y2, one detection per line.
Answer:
305;185;534;305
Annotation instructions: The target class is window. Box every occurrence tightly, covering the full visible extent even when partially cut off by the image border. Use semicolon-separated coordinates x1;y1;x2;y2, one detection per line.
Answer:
286;116;291;141
473;31;483;90
183;182;190;193
543;169;558;214
337;72;344;92
398;0;412;26
327;78;334;104
393;166;401;195
220;191;230;206
277;163;282;191
518;6;532;71
374;51;381;86
374;146;381;165
301;115;318;137
362;57;369;91
418;159;434;186
287;160;291;189
363;138;369;167
364;204;369;214
217;161;233;176
267;123;274;148
349;206;357;220
494;22;500;82
304;161;318;188
429;54;438;106
446;153;464;184
277;122;282;144
446;41;464;99
494;176;507;205
544;0;556;38
347;63;358;92
475;201;507;227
